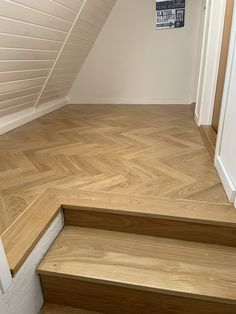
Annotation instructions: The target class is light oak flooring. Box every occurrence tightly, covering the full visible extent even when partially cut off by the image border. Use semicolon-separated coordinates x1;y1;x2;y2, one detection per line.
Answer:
0;104;228;234
38;226;236;304
40;303;101;314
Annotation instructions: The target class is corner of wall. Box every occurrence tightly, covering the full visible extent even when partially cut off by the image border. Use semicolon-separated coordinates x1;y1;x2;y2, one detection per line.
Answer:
0;97;69;136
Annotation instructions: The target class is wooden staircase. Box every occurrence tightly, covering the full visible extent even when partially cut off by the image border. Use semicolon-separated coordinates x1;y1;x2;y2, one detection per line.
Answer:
36;190;236;314
40;303;101;314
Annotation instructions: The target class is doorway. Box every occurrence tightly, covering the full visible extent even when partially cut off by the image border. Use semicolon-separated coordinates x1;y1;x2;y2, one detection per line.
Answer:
212;0;234;133
197;0;234;159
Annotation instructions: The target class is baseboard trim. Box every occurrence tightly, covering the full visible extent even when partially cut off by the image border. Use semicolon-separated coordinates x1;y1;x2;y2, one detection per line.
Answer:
0;97;69;136
69;97;192;105
0;239;12;293
0;212;63;314
215;155;236;203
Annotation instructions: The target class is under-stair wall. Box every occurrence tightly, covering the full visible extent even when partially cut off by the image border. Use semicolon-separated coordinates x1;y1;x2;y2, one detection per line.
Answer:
69;0;205;105
0;0;116;134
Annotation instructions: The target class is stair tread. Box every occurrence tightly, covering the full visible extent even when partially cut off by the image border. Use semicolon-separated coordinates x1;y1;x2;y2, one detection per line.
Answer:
38;226;236;304
40;303;102;314
60;189;236;227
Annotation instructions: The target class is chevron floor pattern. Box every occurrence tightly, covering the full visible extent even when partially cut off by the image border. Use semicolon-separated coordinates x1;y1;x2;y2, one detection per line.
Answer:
0;104;228;234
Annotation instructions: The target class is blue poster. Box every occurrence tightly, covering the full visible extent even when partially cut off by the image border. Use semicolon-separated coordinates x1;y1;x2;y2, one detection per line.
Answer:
156;0;185;29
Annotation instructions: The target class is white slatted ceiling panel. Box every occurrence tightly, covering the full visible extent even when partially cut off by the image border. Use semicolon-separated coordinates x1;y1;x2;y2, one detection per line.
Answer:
37;0;117;106
0;0;82;118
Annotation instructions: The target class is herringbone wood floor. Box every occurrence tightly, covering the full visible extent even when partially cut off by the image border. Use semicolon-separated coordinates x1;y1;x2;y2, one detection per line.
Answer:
0;105;228;234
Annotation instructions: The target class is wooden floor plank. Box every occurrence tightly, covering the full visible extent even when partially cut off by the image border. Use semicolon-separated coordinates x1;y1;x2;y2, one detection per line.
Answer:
0;104;228;234
57;188;236;226
199;126;217;160
38;226;236;305
1;189;61;275
3;188;236;276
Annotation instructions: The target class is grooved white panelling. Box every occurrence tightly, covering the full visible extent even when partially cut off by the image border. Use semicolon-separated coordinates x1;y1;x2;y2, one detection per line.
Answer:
52;0;85;12
11;0;78;22
37;0;117;106
0;0;76;121
0;97;68;135
0;0;72;32
0;0;78;123
0;0;116;133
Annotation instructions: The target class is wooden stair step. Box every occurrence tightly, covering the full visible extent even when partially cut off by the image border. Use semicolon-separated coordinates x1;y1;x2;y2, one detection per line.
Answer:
3;189;236;277
38;226;236;314
40;303;102;314
62;189;236;247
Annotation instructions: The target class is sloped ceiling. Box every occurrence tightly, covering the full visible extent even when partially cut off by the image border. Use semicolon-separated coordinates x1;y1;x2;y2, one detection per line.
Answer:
0;0;116;121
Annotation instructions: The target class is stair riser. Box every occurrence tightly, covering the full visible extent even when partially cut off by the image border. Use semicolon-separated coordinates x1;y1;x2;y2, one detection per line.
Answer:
64;208;236;247
40;275;236;314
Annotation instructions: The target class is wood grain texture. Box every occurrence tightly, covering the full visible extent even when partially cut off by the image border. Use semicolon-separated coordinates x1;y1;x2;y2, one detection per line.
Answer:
0;104;229;234
38;226;236;306
40;303;101;314
64;207;236;247
2;186;236;276
59;189;236;227
40;276;236;314
3;186;236;276
1;190;61;275
199;126;217;160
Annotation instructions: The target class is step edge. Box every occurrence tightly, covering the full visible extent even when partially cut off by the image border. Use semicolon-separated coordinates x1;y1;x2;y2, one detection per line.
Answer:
62;205;236;228
1;190;62;275
41;303;102;314
38;270;236;306
57;188;236;227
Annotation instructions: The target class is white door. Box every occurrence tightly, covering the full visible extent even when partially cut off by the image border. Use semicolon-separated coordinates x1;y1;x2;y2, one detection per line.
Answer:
215;1;236;204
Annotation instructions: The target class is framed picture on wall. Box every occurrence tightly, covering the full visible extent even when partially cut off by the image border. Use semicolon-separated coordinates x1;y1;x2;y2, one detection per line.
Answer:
156;0;185;30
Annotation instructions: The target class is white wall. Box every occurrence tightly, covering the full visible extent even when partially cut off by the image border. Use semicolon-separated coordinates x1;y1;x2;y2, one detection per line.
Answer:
215;1;236;203
37;0;117;108
220;61;236;191
0;212;63;314
69;0;204;105
0;239;12;293
0;0;116;134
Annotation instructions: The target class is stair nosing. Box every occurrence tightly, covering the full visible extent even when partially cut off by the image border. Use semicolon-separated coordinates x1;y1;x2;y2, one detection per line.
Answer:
38;269;236;306
38;226;236;306
62;204;236;227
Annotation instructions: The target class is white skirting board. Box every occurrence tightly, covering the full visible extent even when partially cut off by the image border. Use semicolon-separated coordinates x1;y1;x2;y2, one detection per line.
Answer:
0;212;64;314
0;240;12;293
215;155;236;203
69;97;192;105
0;97;69;136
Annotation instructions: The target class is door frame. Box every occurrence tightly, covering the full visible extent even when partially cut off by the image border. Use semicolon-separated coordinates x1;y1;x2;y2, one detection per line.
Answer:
215;1;236;203
195;0;236;203
194;0;227;126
